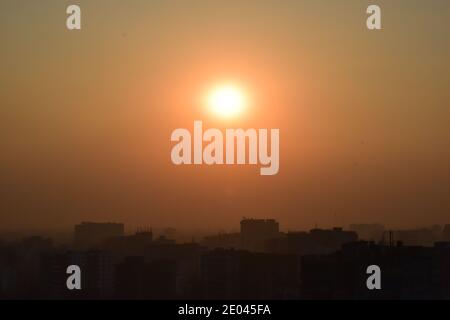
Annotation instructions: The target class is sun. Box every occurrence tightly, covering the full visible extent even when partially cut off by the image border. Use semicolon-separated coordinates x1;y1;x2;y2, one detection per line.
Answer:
207;84;247;118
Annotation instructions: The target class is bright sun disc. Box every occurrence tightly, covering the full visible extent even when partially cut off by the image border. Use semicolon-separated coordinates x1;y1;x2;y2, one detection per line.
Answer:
207;85;246;118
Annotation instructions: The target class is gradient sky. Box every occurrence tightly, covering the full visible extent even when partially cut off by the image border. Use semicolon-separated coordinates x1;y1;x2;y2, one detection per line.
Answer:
1;0;449;232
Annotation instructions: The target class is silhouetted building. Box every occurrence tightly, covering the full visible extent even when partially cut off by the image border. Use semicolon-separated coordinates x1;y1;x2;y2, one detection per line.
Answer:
268;227;358;255
300;241;450;299
146;243;206;298
240;219;280;252
201;249;300;299
84;250;115;299
0;237;54;299
349;224;385;242
115;256;176;299
0;248;20;299
162;227;177;240
443;225;450;241
41;251;86;299
394;228;438;247
41;250;114;299
103;231;154;260
202;232;241;250
74;222;124;249
152;235;176;246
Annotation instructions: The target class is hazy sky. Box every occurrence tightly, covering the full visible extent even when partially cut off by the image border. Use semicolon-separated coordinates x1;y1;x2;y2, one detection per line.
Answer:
1;0;449;232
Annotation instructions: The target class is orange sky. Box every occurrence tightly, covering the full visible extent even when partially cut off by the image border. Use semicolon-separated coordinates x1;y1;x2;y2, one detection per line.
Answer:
1;0;449;231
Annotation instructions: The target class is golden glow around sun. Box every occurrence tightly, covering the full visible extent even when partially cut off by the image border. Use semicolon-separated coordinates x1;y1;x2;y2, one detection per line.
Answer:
207;85;247;118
